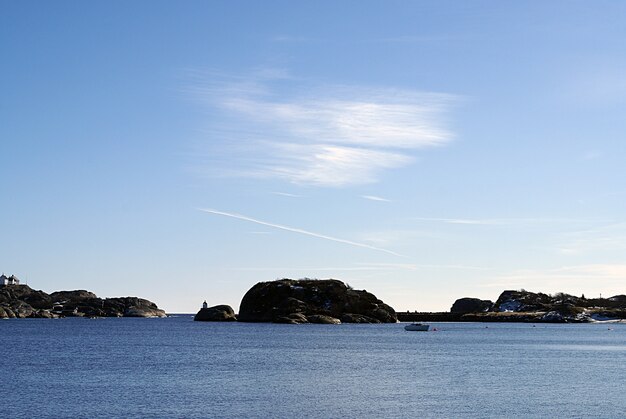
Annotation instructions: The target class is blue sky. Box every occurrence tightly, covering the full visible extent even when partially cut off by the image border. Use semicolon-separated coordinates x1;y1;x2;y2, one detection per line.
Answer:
2;1;626;312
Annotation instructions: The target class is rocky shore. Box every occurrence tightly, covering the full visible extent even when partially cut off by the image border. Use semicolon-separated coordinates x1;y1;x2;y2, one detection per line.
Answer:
195;278;397;324
397;289;626;323
195;279;626;325
194;304;237;322
0;284;166;319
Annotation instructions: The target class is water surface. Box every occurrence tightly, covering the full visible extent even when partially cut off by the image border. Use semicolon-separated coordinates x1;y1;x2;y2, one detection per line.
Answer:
2;317;625;418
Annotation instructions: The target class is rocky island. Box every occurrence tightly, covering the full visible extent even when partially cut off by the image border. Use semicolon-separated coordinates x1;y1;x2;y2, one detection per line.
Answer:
195;278;397;324
398;289;626;323
0;276;166;319
194;304;237;322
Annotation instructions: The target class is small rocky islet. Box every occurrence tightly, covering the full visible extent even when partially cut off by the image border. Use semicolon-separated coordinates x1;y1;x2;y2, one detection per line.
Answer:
0;275;166;319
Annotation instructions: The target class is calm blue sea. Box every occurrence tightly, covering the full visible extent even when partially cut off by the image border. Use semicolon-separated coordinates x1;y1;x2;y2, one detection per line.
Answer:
1;316;625;418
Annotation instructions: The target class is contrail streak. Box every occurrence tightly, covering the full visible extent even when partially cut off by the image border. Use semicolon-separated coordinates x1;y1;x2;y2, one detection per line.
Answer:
199;208;405;257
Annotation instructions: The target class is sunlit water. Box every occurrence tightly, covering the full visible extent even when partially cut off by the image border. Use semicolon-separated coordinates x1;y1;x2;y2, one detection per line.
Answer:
2;317;625;418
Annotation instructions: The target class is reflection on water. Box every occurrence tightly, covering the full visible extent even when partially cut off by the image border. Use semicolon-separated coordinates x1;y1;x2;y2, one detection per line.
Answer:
545;344;626;351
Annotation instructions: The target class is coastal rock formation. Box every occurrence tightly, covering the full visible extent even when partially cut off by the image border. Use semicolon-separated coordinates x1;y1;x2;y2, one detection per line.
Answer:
275;313;309;324
119;298;167;318
50;290;98;302
340;313;382;323
0;283;166;319
307;314;342;324
399;289;626;323
194;305;237;321
493;290;553;312
450;297;493;314
238;278;397;324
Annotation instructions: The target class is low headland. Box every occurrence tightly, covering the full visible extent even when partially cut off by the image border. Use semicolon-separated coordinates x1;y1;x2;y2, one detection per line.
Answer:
0;280;166;319
397;289;626;323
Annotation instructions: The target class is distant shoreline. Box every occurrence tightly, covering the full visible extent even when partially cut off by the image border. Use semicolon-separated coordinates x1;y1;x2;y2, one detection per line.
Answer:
397;311;626;324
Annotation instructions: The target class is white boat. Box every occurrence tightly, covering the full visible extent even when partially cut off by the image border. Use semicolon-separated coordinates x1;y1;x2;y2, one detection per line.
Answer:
404;323;429;331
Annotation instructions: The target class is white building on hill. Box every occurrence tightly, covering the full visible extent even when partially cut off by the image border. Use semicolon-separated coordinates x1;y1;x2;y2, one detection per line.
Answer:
0;274;20;286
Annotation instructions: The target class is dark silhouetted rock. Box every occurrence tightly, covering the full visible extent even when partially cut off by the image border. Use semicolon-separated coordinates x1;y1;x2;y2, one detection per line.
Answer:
440;290;626;323
1;284;52;310
307;314;341;324
10;301;36;318
541;311;565;322
451;297;493;314
608;295;626;306
340;313;380;323
32;309;59;319
0;306;9;319
493;290;554;312
50;290;98;303
113;297;166;318
275;313;309;324
124;307;166;318
0;283;166;318
194;305;237;322
238;278;397;324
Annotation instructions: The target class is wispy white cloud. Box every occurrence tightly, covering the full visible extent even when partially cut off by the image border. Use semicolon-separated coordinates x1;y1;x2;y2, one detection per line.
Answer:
411;216;609;226
355;262;493;271
228;262;491;272
199;208;405;257
227;266;385;272
556;221;626;255
408;217;625;257
483;264;626;294
362;195;391;202
412;217;502;225
223;93;453;150
358;228;447;247
190;72;458;187
263;143;411;187
272;191;302;198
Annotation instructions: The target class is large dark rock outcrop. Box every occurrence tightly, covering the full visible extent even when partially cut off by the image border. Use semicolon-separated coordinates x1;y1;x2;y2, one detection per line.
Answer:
114;297;167;318
50;290;98;302
0;284;166;318
194;305;237;322
238;278;397;324
493;290;554;312
451;297;493;314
